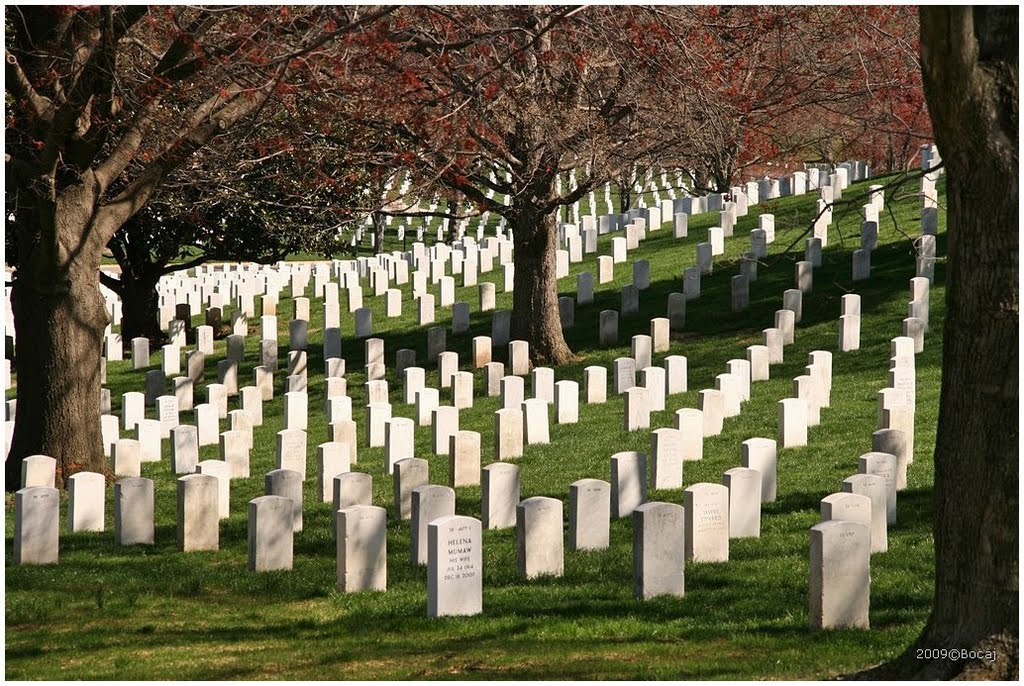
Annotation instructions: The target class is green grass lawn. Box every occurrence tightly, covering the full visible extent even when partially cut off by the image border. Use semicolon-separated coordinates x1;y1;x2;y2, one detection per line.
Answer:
6;171;945;680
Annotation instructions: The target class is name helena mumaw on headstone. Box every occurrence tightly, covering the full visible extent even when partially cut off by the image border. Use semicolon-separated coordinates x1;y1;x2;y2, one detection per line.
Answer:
428;515;483;617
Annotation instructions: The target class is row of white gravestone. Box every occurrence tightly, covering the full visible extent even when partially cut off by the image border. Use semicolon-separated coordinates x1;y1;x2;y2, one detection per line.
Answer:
600;261;837;566
721;162;873;307
96;178;847;493
391;160;851;252
343;457;766;611
836;273;924;486
608;189;765;316
92;155;805;439
123;158;802;370
15;460;323;569
13;457;716;612
810;420;914;627
97;248;515;364
810;270;927;629
531;169;858;346
144;234;508;307
573;190;933;626
571;216;856;584
21;331;782;599
671;222;897;630
5;158;869;355
14;459;159;563
589;208;841;458
16;432;810;618
15;297;904;627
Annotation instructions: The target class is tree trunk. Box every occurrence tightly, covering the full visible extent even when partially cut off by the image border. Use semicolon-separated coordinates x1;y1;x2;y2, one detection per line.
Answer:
372;211;385;255
115;273;164;343
862;7;1018;679
445;198;459;243
509;206;576;366
7;222;110;490
618;184;632;214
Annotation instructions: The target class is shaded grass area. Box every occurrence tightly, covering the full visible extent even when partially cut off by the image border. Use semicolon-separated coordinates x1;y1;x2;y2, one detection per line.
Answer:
6;173;945;680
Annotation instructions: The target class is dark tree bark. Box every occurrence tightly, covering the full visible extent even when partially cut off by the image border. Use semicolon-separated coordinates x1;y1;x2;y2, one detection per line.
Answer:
862;6;1018;680
5;6;390;489
7;184;112;489
101;216;191;344
5;8;273;489
509;203;576;366
101;271;164;344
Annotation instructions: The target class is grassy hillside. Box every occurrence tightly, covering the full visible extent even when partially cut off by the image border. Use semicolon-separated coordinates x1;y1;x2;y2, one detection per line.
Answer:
6;172;945;679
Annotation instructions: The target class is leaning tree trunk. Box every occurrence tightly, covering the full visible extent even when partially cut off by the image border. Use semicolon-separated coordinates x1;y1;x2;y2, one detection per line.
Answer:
865;6;1018;680
6;195;112;490
509;205;576;366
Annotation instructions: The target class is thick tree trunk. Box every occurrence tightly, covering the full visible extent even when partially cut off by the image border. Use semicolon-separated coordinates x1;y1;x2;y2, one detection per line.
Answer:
7;232;110;490
509;206;576;366
862;7;1018;680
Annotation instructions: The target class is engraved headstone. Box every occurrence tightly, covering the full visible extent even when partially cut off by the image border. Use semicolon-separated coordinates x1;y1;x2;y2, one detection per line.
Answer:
14;486;59;564
684;483;729;562
428;515;483;617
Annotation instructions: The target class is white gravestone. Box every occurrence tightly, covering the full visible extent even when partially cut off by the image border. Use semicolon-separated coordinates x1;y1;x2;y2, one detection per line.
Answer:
482;463;520;530
410;485;456;565
14;486;60;564
336;505;387;593
393;457;429;521
247;495;294;572
428;515;483;617
723;467;762;539
650;428;684;490
265;468;304;533
516;496;564;579
741;438;778;503
569;479;610;551
684;483;729;562
177;473;219;552
611;451;648;517
809;520;870;630
114;477;154;545
68;472;105;532
633;502;686;599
